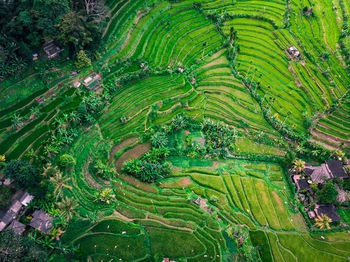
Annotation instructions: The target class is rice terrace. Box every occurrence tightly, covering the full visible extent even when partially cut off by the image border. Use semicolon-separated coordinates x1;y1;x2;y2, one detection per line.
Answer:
0;0;350;261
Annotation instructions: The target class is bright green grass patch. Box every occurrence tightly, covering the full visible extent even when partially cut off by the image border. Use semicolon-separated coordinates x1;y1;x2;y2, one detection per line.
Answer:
146;227;206;258
90;219;141;235
244;163;267;171
188;173;227;193
75;233;148;261
235;137;285;156
277;232;350;262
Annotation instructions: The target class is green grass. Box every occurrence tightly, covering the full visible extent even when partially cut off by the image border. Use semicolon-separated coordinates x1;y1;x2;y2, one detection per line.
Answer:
249;230;273;262
147;227;206;258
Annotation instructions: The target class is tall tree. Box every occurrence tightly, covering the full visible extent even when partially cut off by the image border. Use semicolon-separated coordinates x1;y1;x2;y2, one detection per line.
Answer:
49;171;72;200
315;215;332;229
58;10;99;53
57;196;78;220
293;159;305;173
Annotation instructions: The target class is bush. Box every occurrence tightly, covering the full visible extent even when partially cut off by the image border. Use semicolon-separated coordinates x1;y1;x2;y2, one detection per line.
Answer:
75;50;91;69
0;229;48;262
3;160;39;188
58;154;76;169
317;182;338;204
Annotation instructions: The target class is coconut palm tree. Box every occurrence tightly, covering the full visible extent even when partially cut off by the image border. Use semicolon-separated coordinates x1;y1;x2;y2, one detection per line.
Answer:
150;132;168;148
50;171;72;200
315;215;332;229
296;145;306;154
293;159;305;173
311;149;320;157
95;188;115;204
57;196;78;220
11;114;23;130
335;150;345;161
42;163;59;177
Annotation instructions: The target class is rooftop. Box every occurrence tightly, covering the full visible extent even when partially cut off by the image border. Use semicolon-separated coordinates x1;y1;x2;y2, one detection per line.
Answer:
296;179;310;191
19;192;33;206
315;205;341;222
326;160;348;179
9;221;26;235
29;210;54;234
310;164;331;183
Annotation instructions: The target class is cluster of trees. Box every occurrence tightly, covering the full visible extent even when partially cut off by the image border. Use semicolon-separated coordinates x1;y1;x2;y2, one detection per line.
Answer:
201;119;237;153
123;148;170;183
0;0;109;78
0;229;48;262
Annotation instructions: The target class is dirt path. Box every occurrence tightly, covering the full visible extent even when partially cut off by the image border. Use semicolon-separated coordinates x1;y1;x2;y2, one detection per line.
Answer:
115;143;151;172
140;215;194;232
109;137;138;162
83;157;102;189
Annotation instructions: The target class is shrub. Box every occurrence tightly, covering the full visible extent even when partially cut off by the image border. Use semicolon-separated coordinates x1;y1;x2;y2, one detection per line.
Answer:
3;160;39;188
58;154;76;169
75;50;91;69
317;182;338;204
150;132;168;148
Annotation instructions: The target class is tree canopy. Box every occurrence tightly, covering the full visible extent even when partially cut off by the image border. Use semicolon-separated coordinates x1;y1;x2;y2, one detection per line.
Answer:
0;229;48;262
3;160;40;188
0;0;108;79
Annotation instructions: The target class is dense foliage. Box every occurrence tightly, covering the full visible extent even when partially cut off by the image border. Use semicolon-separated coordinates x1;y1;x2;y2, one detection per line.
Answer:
123;148;170;183
0;229;48;262
4;160;40;188
0;0;108;79
316;182;339;204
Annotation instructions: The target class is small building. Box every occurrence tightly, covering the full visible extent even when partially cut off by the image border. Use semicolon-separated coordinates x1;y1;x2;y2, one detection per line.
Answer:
310;164;331;183
9;221;26;235
32;53;38;61
20;192;34;207
35;97;43;104
0;191;33;232
296;179;311;192
30;210;54;234
326;160;348;179
0;201;22;232
315;205;341;222
287;46;300;58
43;40;63;59
83;73;101;90
306;160;348;184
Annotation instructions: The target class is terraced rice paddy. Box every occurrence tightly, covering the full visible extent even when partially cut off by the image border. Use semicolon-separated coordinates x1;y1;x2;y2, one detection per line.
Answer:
1;0;349;261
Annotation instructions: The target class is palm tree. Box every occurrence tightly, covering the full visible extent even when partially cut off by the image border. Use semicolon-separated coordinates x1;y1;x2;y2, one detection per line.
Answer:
69;112;81;124
11;114;23;130
311;149;320;157
293;159;305;173
296;145;306;154
95;188;115;204
315;215;332;229
335;150;345;161
150;132;168;148
50;171;72;200
42;163;59;177
57;197;78;220
29;107;38;119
